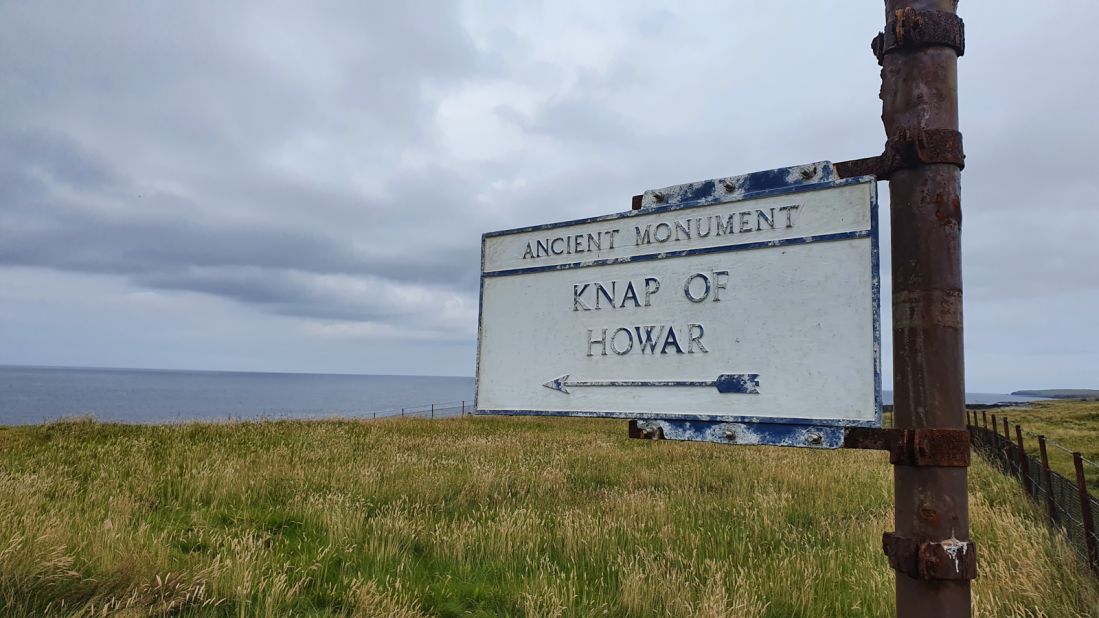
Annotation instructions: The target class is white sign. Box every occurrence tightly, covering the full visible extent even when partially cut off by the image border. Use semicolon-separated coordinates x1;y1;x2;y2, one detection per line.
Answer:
476;164;880;427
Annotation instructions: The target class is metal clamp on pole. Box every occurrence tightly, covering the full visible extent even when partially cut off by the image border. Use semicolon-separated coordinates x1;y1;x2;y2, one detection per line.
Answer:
843;427;970;467
882;533;977;581
835;128;965;181
872;8;965;65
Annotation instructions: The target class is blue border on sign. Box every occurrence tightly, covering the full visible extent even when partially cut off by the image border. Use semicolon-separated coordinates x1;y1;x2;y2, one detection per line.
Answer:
474;161;882;443
476;408;879;428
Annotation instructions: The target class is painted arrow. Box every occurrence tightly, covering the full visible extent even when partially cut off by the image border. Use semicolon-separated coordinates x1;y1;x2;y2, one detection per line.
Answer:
542;373;760;395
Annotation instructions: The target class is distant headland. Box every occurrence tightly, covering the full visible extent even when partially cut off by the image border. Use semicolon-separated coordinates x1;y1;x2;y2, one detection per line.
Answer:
1011;389;1099;400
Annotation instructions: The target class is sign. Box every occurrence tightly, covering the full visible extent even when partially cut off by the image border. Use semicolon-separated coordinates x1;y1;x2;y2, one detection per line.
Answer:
476;162;880;435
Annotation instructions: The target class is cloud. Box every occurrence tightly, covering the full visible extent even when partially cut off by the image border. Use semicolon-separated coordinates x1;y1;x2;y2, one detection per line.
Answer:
0;1;493;339
0;1;1097;384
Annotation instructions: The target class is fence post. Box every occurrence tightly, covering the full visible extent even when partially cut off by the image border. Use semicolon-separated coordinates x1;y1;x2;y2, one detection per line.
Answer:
462;400;465;415
1038;436;1057;523
401;408;404;417
991;414;998;440
982;410;988;430
1002;417;1011;470
431;404;434;419
1073;452;1098;571
1015;425;1030;497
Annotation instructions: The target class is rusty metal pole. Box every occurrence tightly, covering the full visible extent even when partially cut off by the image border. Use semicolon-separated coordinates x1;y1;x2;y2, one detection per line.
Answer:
882;2;970;615
1038;436;1057;523
1015;425;1030;496
1072;452;1098;571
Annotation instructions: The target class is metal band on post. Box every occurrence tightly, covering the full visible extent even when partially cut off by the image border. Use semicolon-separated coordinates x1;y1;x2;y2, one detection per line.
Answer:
883;533;977;581
872;8;965;65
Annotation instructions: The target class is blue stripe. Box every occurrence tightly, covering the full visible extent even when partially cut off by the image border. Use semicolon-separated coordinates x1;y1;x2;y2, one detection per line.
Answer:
635;420;848;450
476;408;880;428
869;179;883;429
567;380;713;387
483;230;870;278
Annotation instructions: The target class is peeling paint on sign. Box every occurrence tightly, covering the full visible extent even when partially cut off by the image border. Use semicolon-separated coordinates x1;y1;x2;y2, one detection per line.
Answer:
476;161;882;447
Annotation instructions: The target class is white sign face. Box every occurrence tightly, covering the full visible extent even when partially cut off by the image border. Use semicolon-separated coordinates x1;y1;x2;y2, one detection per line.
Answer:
476;166;880;427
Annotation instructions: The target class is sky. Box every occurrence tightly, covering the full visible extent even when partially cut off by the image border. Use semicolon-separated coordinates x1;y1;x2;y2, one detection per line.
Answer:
0;1;1095;392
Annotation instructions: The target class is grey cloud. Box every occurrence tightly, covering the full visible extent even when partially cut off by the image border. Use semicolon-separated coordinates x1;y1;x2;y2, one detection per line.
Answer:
0;126;482;320
1;1;1097;385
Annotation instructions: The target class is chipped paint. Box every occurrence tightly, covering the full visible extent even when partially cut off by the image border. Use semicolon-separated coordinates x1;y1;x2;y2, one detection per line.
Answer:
639;162;834;210
632;419;847;449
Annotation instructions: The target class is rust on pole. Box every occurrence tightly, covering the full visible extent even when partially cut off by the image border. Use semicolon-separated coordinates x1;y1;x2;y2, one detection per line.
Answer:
879;1;971;615
1015;425;1030;497
1072;452;1098;571
1038;436;1057;523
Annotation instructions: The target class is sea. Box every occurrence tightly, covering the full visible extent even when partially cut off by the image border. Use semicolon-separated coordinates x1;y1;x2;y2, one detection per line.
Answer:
0;365;1046;426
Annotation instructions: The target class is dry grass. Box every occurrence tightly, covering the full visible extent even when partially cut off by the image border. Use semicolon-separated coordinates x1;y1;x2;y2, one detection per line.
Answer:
978;399;1099;492
0;414;1096;616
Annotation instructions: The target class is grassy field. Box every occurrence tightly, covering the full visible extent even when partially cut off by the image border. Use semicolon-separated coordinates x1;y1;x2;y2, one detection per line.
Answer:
1;415;1097;617
977;399;1099;491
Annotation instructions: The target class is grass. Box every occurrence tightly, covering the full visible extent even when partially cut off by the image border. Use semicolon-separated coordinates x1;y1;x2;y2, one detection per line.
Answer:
0;414;1097;616
976;399;1099;492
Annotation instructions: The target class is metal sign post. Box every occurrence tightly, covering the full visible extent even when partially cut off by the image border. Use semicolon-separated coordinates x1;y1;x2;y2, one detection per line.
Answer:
837;2;972;615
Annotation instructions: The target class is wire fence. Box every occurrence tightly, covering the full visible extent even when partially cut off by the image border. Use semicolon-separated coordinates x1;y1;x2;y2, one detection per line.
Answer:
364;399;473;420
967;409;1099;576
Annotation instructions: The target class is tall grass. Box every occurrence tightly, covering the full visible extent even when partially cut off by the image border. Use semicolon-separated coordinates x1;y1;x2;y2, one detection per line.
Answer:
0;415;1096;616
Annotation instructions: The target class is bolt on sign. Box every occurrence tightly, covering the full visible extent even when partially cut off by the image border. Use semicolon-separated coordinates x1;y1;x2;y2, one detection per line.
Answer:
476;161;881;448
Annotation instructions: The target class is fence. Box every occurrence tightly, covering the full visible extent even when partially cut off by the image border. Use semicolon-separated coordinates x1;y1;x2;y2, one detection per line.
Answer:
967;409;1099;575
366;399;472;420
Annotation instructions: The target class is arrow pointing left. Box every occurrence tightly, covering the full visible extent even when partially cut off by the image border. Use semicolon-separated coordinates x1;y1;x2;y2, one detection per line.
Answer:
543;373;760;395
